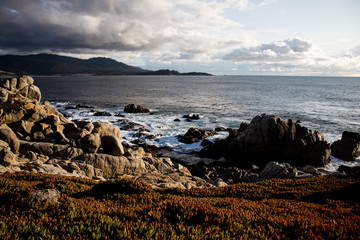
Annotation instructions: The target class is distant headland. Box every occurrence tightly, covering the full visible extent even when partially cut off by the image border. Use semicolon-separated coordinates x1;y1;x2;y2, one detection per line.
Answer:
0;53;212;76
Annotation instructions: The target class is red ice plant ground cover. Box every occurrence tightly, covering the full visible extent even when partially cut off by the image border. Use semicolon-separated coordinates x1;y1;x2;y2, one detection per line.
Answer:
0;172;359;239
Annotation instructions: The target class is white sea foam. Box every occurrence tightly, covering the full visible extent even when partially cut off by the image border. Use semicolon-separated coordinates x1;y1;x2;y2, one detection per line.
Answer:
54;101;360;171
320;156;360;173
42;75;359;171
55;102;229;153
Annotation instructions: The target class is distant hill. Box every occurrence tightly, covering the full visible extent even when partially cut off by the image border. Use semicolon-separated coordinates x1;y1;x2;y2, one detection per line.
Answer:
0;54;211;76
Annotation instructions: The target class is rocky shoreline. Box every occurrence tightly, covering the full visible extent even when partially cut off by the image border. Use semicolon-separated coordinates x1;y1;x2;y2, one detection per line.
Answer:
1;76;359;188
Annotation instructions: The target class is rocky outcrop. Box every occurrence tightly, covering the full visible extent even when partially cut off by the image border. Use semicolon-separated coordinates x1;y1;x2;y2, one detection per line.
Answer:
258;161;313;180
338;165;360;177
0;76;41;102
0;76;216;188
187;161;257;184
1;77;69;126
124;104;149;113
179;127;217;144
225;114;331;167
331;131;360;161
77;153;145;178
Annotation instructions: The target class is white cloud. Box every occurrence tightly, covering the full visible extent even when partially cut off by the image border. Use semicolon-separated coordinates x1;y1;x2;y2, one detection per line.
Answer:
348;44;360;57
223;38;313;62
222;39;360;75
259;0;279;8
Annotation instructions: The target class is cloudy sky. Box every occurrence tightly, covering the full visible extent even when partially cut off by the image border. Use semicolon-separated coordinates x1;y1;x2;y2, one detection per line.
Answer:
1;0;359;76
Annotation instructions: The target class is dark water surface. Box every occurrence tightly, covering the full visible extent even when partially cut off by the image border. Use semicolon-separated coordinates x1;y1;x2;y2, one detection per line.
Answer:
35;75;360;137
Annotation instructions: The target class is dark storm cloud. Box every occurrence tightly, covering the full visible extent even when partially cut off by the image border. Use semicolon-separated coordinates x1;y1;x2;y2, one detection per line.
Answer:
0;0;175;53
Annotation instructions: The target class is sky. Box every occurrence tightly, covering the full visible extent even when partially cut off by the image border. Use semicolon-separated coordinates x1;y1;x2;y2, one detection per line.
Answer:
0;0;359;76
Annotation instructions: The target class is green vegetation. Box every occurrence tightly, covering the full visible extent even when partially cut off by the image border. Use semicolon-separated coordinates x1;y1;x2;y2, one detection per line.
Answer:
0;54;211;76
0;172;359;239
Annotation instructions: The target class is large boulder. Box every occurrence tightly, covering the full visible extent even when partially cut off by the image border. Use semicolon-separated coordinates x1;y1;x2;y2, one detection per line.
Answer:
0;149;16;166
19;140;82;160
63;122;89;139
31;189;61;205
101;135;124;156
78;153;147;178
124;104;149;113
9;120;34;136
80;133;101;153
74;120;94;132
92;122;121;140
19;140;67;156
0;124;20;152
227;114;331;167
331;131;360;161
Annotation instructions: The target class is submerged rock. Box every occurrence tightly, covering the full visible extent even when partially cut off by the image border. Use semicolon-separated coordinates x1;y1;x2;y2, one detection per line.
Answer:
93;111;112;116
117;119;149;132
124;104;149;113
183;113;200;120
65;104;94;110
179;127;217;144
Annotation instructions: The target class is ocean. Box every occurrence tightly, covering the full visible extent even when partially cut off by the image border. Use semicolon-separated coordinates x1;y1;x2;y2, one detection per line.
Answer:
34;75;360;170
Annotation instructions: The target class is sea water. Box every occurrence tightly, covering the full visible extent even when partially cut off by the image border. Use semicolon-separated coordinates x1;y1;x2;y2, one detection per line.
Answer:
34;75;360;169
